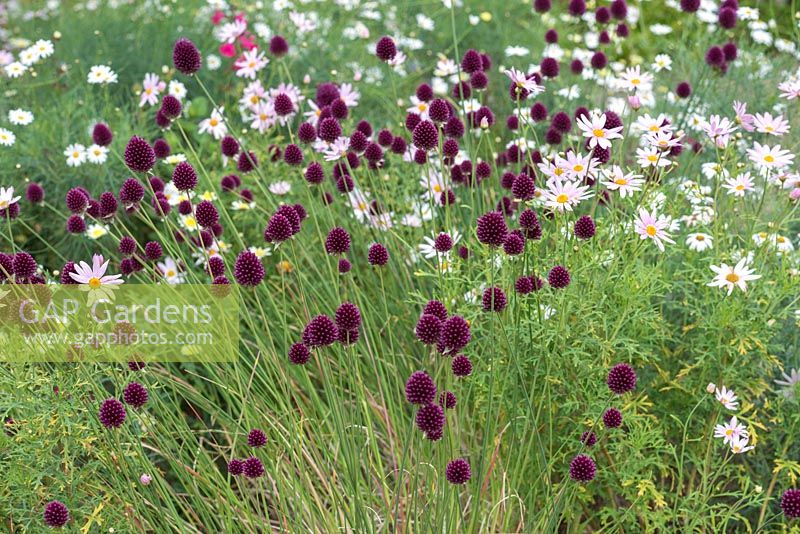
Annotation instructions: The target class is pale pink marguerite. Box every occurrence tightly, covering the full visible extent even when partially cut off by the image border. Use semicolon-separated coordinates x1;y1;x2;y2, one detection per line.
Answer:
729;435;755;454
714;415;748;445
707;257;761;295
542;177;593;212
576;112;623;149
747;142;795;171
0;186;21;211
714;385;739;410
139;73;166;107
504;67;544;96
69;254;124;289
634;208;675;251
721;172;755;197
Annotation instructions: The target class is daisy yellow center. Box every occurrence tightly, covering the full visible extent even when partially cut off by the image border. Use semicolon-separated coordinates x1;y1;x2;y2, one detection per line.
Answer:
210;118;219;127
695;235;705;241
649;125;659;132
777;236;785;243
358;202;367;210
645;225;657;237
250;96;259;104
88;277;102;289
735;184;745;191
73;151;79;158
166;270;176;277
732;445;742;453
631;78;640;85
726;273;740;283
573;164;584;172
277;260;293;273
647;155;658;162
248;61;255;68
554;168;565;176
145;88;153;94
614;178;627;185
758;232;767;238
763;155;774;163
259;114;267;120
593;129;605;137
0;200;7;209
418;103;427;112
725;429;733;436
765;126;774;132
433;184;442;193
556;193;569;204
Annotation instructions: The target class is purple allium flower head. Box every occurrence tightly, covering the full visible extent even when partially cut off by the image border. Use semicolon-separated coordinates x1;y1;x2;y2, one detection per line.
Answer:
123;382;148;408
515;275;535;294
128;360;146;371
195;200;219;228
124;136;155;173
375;36;397;61
440;316;471;353
269;35;289;56
434;233;453;253
718;6;737;27
349;130;368;152
294;123;317;146
503;232;525;256
548;265;570;289
325;227;351;255
512;173;535;201
415;149;428;166
303;315;339;347
155;109;171;128
590;51;608;70
364;142;383;163
302;161;324;185
237;151;258;173
330;98;348;120
416;83;434;102
444;116;465;139
551;111;572;133
390;136;407;155
144;241;162;261
415;314;442;345
580;431;597;447
506;115;520;131
119;178;144;207
153;138;171;159
160;94;182;119
446;458;471;484
781;489;800;519
0;253;13;281
442;139;459;159
228;459;244;476
405;371;436;405
283;144;304;166
338;258;352;274
610;0;628;18
530;103;548;123
476;211;508;246
265;213;293;243
220;135;239;158
247;428;267;448
416;403;445;435
568;0;586;15
99;398;126;428
43;500;70;528
377;128;393;146
570;59;584;75
65;215;85;234
482;287;507;312
26;182;44;203
603;407;623;428
92;122;113;146
66;188;89;213
172;162;198;191
60;262;78;284
423;300;448;321
172;37;202;75
607;363;637;394
439;391;457;409
722;42;737;61
533;0;551;12
574;215;596;240
596;6;611;23
12;252;37;280
429;99;450;122
412;120;439;151
705;46;724;67
288;342;311;364
461;49;482;73
206;256;225;278
470;70;488;90
540;57;559;78
335;302;362;331
368;243;389;266
569;454;596;482
233;251;265;287
676;82;692;98
452;355;473;377
616;23;629;37
545;28;559;43
243;456;265;478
